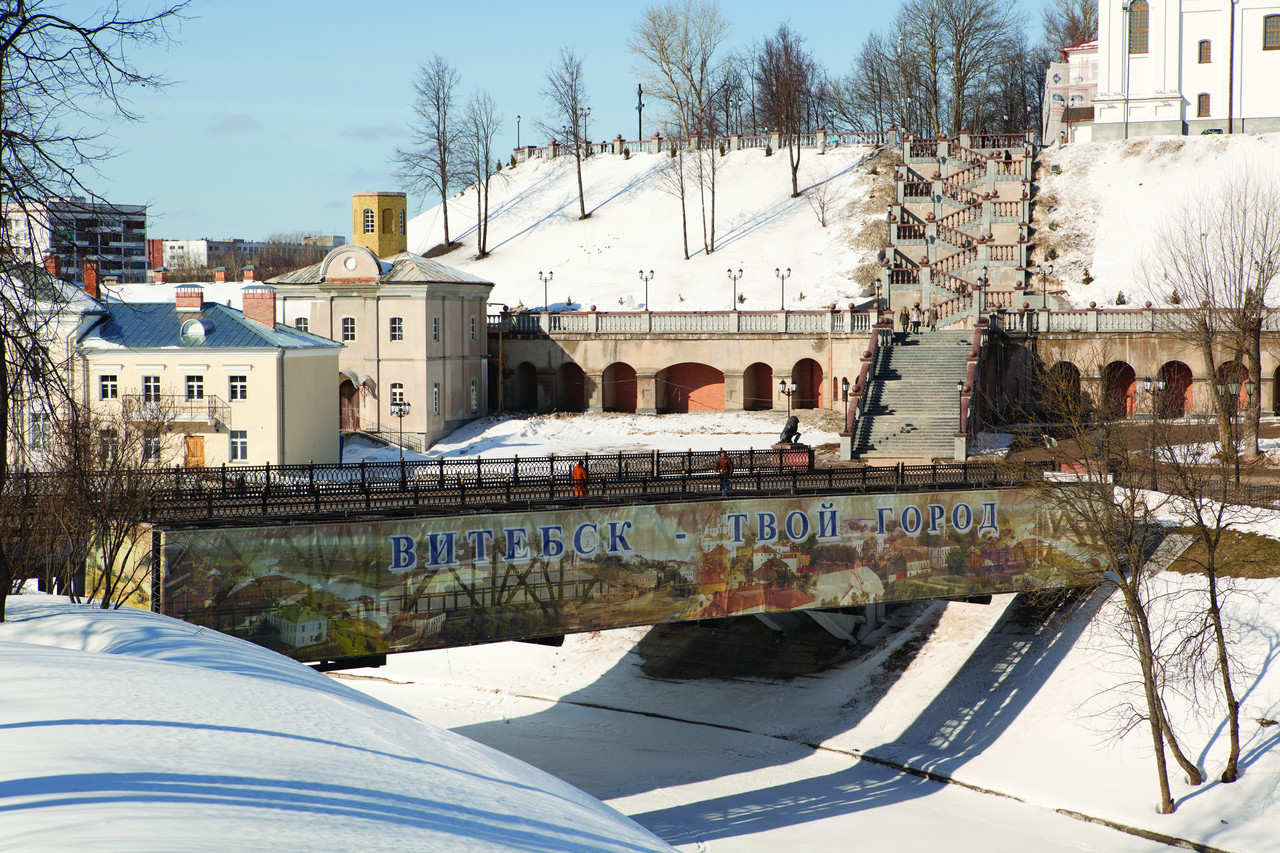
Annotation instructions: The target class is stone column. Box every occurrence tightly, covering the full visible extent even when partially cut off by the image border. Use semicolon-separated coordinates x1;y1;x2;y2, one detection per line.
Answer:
636;372;659;415
586;373;605;412
723;372;747;410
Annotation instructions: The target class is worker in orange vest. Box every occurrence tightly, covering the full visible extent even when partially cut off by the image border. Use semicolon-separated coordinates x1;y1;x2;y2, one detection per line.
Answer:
572;460;588;497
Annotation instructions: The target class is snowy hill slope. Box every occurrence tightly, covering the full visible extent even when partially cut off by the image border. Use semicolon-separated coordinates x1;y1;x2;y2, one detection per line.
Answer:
0;596;674;853
408;145;896;313
1034;132;1280;309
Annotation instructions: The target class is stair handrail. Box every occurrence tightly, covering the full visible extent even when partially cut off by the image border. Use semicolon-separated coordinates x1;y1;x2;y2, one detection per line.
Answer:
956;315;992;458
846;319;892;436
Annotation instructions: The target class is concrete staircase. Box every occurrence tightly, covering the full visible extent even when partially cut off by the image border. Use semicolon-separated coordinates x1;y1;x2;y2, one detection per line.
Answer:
852;330;971;462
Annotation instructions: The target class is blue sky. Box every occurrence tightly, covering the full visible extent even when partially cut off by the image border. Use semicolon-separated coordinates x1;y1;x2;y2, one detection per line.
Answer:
87;0;1043;242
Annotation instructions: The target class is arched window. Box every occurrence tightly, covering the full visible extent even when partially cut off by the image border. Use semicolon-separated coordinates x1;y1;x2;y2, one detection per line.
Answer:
381;208;392;234
1265;14;1280;50
1198;92;1211;117
363;208;375;234
398;209;406;235
1128;0;1149;55
1198;39;1211;63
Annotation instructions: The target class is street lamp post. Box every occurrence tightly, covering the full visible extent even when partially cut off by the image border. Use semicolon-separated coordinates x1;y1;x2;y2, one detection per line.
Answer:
516;114;521;149
1219;376;1247;485
779;378;798;419
1142;377;1166;489
579;106;591;154
639;269;654;311
1037;262;1054;310
636;84;645;141
775;267;791;310
841;376;851;426
875;280;883;317
727;268;742;309
390;399;411;462
538;270;553;312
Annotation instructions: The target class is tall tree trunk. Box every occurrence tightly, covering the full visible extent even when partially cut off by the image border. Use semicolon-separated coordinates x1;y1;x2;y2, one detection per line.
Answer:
1128;592;1177;812
1207;571;1242;781
574;150;587;220
1130;591;1205;786
441;186;452;246
789;136;801;197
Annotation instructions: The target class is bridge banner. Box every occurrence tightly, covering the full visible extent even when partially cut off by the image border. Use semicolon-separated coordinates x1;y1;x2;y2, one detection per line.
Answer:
158;488;1084;661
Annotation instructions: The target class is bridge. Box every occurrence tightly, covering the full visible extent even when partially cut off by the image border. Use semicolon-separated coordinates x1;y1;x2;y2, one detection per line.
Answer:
139;452;1085;667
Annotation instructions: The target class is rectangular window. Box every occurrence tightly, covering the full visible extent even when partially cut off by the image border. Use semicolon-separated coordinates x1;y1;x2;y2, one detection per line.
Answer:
341;317;356;342
399;209;406;235
294;317;309;333
143;375;160;403
230;430;248;462
1198;39;1211;63
433;382;440;416
98;429;118;463
1128;0;1149;54
432;317;440;342
1198;93;1211;117
186;375;204;401
470;379;478;412
99;374;118;400
30;411;51;450
391;382;405;405
229;375;247;401
390;317;403;341
1265;14;1280;50
470;316;477;341
142;434;161;463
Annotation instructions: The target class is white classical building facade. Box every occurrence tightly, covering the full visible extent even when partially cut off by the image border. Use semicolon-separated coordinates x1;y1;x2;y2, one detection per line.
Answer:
1093;0;1280;139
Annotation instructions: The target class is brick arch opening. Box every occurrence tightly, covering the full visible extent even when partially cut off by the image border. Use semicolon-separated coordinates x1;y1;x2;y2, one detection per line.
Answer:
556;363;586;411
603;362;637;412
512;362;539;411
744;362;774;410
660;363;724;412
1102;361;1136;419
1157;361;1193;418
791;358;824;409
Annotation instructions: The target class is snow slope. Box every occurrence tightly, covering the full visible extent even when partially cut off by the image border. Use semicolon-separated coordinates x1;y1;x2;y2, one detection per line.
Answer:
1035;132;1280;309
408;145;890;313
0;596;674;853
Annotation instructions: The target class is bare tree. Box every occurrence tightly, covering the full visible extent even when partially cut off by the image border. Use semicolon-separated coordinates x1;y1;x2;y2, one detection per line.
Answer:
652;139;692;260
754;23;816;198
802;169;845;227
460;90;502;258
1008;343;1205;812
1148;173;1280;461
629;0;730;253
541;47;590;220
942;0;1026;134
47;398;180;609
1042;0;1098;51
395;55;463;249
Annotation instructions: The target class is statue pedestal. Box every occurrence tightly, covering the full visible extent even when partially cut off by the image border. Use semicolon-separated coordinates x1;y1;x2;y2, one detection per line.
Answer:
771;443;812;470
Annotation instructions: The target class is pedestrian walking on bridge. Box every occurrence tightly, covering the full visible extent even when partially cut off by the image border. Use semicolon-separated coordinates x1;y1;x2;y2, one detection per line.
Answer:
715;450;734;494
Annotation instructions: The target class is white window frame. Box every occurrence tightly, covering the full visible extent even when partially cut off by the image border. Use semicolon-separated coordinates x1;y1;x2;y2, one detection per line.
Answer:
143;375;161;403
142;434;161;463
363;208;375;234
433;382;440;416
185;375;204;401
341;317;356;342
99;374;118;400
230;430;248;462
390;317;404;341
29;410;52;451
229;375;248;401
294;317;309;333
391;382;405;405
470;316;477;341
432;317;440;342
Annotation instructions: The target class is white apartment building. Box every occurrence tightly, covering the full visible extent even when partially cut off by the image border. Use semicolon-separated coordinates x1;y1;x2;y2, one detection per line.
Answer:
1093;0;1280;139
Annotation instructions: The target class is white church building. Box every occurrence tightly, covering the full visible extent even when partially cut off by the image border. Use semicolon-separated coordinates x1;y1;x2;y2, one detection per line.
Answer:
1091;0;1280;139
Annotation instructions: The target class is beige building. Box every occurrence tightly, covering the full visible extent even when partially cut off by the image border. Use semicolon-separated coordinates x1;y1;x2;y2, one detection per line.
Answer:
73;282;343;467
268;196;495;448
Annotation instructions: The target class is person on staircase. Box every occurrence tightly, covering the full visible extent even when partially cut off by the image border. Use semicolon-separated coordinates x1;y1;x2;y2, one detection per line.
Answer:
899;306;910;337
928;305;938;331
910;303;922;334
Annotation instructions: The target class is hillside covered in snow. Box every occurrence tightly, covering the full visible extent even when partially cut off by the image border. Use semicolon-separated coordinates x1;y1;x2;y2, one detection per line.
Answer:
408;144;896;313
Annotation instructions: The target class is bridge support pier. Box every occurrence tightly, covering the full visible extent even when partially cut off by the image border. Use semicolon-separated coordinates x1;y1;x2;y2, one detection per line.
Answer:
586;373;605;412
637;372;658;415
724;372;746;410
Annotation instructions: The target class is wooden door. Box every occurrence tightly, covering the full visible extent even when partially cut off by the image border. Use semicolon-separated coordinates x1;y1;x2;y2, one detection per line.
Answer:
184;435;204;468
340;381;359;430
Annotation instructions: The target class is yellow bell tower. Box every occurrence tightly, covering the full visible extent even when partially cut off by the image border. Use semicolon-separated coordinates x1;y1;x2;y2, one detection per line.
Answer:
351;191;408;257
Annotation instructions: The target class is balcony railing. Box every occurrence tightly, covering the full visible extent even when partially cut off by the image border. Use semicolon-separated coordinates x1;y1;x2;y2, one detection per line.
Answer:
122;394;231;431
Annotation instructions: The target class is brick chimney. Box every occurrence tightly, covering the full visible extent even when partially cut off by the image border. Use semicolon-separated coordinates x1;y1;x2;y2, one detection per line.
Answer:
153;267;168;284
213;266;229;283
82;262;100;299
43;255;60;277
241;284;276;329
241;264;258;282
175;284;203;312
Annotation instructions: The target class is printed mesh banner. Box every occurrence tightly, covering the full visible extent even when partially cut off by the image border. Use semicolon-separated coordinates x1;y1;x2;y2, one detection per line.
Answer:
160;488;1084;661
